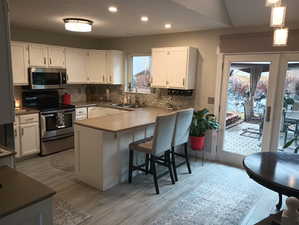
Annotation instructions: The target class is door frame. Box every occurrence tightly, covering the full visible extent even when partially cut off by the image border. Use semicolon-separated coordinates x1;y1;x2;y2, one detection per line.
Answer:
215;53;281;167
270;53;299;151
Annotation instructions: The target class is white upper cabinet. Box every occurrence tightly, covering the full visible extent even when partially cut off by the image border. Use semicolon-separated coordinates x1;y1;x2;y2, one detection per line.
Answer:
28;44;48;67
48;46;66;68
29;43;66;68
11;42;29;85
66;48;88;84
151;48;168;88
106;50;123;85
151;47;198;90
87;50;106;83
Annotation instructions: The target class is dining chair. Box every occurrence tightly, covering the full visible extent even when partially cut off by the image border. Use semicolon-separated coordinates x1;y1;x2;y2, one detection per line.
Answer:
128;112;177;194
171;108;194;181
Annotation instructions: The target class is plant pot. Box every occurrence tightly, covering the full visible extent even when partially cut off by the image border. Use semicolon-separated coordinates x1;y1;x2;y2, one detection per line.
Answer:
190;136;205;151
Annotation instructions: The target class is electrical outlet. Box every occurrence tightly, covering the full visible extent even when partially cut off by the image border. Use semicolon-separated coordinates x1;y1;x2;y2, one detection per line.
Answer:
208;97;215;104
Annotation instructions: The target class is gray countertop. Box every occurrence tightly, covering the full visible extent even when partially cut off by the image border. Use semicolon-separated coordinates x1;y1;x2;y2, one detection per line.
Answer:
0;166;56;218
0;147;15;159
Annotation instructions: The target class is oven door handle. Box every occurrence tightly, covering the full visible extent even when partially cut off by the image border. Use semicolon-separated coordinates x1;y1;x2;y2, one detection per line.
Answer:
40;116;46;137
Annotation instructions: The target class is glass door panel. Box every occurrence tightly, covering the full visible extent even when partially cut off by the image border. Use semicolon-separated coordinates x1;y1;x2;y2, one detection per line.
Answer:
277;61;299;153
223;62;270;155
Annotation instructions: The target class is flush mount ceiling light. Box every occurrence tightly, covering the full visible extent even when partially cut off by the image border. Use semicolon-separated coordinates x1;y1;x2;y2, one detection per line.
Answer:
271;6;286;27
108;6;118;13
164;23;172;29
141;16;149;22
64;18;93;32
273;27;288;46
266;0;281;7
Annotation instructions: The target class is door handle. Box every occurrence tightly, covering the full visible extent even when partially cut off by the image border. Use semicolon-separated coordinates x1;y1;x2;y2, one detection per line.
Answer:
266;106;271;122
21;128;24;136
44;57;47;65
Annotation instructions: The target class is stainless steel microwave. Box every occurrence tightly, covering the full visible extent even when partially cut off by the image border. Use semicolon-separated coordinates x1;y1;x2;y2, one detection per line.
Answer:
29;67;67;90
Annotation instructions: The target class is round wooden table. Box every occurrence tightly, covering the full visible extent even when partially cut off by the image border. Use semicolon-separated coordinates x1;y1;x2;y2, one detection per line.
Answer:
243;152;299;210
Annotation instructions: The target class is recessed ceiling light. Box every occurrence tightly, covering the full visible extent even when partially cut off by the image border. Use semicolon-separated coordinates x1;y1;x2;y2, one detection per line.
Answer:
108;6;118;13
164;23;172;29
266;0;281;7
63;18;93;32
273;27;288;46
141;16;149;22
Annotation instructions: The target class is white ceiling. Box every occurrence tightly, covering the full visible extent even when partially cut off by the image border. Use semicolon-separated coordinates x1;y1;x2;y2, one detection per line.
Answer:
8;0;299;38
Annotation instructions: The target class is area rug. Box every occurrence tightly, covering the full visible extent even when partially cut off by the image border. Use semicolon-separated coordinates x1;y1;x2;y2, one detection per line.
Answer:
54;199;91;225
147;166;264;225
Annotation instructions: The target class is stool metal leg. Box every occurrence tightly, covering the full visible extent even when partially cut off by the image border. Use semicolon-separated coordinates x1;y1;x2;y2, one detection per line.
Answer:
128;150;134;183
184;143;192;174
171;147;178;182
166;151;175;185
151;155;159;194
145;154;150;174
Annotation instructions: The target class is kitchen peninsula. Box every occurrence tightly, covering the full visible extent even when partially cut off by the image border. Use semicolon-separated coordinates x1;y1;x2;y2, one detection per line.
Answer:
74;107;170;191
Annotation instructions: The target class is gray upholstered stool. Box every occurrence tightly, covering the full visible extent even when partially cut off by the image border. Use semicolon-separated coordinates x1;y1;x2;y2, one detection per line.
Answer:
128;113;177;194
171;108;194;181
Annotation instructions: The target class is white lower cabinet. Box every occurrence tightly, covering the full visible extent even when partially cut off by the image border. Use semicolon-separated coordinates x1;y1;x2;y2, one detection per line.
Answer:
14;113;40;158
75;107;88;121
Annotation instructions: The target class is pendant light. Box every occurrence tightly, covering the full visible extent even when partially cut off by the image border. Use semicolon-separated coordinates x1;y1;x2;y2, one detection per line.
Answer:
270;6;286;27
273;27;288;46
266;0;281;7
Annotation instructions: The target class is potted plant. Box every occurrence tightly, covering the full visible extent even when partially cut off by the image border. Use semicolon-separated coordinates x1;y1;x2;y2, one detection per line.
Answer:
190;108;220;150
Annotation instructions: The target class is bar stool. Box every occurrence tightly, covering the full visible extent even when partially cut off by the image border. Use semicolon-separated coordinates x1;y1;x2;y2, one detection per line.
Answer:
128;113;177;194
171;108;194;181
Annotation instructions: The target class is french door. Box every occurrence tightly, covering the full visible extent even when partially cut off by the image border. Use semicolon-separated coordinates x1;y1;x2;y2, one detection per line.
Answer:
217;54;281;167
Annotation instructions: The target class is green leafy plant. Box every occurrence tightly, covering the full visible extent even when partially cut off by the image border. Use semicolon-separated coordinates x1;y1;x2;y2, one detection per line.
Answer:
190;108;220;137
283;138;299;154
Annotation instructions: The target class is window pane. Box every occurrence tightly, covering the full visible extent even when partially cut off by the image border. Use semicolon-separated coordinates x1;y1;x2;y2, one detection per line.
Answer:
131;56;151;93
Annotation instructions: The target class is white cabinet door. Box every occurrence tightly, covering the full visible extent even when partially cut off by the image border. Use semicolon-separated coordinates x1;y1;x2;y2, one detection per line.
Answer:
20;122;40;156
48;46;65;68
66;48;88;83
11;42;29;85
28;44;48;67
151;48;168;88
14;124;21;158
76;107;88;120
167;48;188;89
87;50;106;83
106;51;123;84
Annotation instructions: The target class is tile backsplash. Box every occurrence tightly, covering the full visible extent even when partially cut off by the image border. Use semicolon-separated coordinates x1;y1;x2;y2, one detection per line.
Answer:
86;85;195;109
14;84;195;109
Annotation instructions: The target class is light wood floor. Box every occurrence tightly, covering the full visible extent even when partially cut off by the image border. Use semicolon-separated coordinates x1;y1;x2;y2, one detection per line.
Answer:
16;150;278;225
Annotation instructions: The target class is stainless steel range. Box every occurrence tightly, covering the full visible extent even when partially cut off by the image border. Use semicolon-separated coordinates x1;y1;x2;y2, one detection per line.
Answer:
23;91;75;156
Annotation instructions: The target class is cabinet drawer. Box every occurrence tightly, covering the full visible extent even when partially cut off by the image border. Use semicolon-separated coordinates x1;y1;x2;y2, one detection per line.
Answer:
76;107;87;115
20;113;39;124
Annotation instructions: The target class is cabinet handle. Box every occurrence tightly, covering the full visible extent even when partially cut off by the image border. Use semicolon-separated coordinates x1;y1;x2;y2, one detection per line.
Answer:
50;58;52;65
182;78;185;86
44;57;47;65
102;76;105;83
110;75;112;83
21;128;24;136
14;128;17;137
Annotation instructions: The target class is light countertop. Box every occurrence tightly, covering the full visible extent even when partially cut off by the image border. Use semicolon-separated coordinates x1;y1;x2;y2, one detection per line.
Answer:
15;108;39;115
75;107;172;132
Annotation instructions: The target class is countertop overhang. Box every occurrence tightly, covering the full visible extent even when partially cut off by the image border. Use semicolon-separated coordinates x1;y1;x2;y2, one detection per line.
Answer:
75;107;172;132
0;166;56;219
